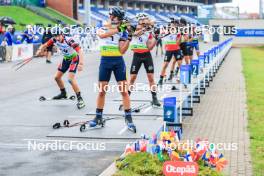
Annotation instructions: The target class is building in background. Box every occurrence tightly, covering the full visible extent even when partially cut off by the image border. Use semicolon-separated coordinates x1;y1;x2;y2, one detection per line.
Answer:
46;0;78;19
260;0;264;19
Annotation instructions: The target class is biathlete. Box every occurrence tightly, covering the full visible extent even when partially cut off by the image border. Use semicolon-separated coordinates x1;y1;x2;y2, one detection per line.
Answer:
89;7;136;132
181;30;193;65
191;27;200;58
36;29;85;109
158;20;183;85
129;13;161;106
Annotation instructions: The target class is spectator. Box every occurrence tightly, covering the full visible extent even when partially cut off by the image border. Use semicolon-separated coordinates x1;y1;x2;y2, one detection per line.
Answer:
3;25;14;62
0;23;4;34
21;25;34;44
42;24;53;63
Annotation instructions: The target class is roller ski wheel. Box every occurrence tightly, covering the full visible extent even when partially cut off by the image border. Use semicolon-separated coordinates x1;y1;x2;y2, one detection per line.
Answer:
39;96;46;101
132;108;140;113
80;124;86;132
80;118;105;132
125;117;136;133
77;98;85;109
63;120;70;127
69;95;76;100
171;86;179;91
53;123;61;129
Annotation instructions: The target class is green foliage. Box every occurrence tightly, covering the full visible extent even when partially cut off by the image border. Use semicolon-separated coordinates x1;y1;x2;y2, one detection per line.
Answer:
114;152;223;176
241;46;264;175
0;6;53;30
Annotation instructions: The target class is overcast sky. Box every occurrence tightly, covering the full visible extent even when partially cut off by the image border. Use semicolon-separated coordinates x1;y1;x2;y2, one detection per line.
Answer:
232;0;260;13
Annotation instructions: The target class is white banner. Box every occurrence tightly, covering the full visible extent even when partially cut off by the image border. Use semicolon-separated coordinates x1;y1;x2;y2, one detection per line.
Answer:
12;44;33;61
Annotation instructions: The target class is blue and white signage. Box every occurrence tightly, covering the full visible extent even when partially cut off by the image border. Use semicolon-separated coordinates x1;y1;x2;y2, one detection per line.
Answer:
236;29;264;37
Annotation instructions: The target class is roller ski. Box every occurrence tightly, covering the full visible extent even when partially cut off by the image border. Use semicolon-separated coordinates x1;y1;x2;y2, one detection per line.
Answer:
77;97;85;109
39;93;75;101
52;119;84;129
79;116;106;132
119;104;146;113
125;116;136;133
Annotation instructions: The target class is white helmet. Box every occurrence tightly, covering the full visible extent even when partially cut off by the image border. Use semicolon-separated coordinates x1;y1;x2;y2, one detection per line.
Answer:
135;13;148;20
26;25;32;29
7;25;13;30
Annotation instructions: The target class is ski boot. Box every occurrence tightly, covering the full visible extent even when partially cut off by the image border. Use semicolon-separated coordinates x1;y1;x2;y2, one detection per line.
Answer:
158;79;163;86
77;97;85;109
175;68;179;77
53;92;67;100
151;95;161;107
80;116;105;132
89;116;105;128
125;116;136;133
168;73;174;81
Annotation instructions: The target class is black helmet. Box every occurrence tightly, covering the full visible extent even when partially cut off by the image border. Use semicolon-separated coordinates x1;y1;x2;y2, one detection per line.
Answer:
109;7;125;20
180;17;187;26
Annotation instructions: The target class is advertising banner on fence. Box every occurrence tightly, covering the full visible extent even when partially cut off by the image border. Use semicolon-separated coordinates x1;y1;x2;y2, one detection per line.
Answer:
12;44;33;61
236;29;264;37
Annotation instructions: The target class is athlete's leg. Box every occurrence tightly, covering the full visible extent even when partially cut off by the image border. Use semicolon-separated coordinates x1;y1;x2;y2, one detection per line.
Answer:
129;53;142;93
96;81;108;109
68;72;80;93
156;44;159;56
195;44;200;57
46;51;52;63
168;57;176;80
118;80;130;110
54;71;65;89
129;74;137;91
184;56;190;65
89;81;108;126
53;70;67;99
160;41;164;55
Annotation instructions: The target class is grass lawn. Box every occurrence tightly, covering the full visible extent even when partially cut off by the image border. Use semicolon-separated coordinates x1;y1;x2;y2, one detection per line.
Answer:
0;6;54;30
33;7;76;25
241;46;264;175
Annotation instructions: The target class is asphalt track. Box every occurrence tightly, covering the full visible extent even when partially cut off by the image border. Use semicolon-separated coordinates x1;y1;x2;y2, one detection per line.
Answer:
0;44;209;176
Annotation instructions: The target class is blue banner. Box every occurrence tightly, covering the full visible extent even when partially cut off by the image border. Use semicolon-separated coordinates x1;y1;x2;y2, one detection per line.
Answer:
236;29;264;37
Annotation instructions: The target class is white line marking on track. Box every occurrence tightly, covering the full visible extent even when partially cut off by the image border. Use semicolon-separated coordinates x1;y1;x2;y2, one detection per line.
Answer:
118;127;128;135
143;106;152;113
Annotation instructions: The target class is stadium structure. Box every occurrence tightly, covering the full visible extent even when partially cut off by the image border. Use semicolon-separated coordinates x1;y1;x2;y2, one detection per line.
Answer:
44;0;231;25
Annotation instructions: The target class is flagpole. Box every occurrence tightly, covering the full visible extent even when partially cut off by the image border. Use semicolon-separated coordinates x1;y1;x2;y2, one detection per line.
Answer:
85;0;91;26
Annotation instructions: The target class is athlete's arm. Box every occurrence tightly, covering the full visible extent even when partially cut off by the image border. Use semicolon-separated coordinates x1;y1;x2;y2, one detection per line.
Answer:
67;38;84;71
119;40;130;54
77;48;84;71
147;33;156;50
36;39;53;56
176;34;181;45
97;28;119;39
